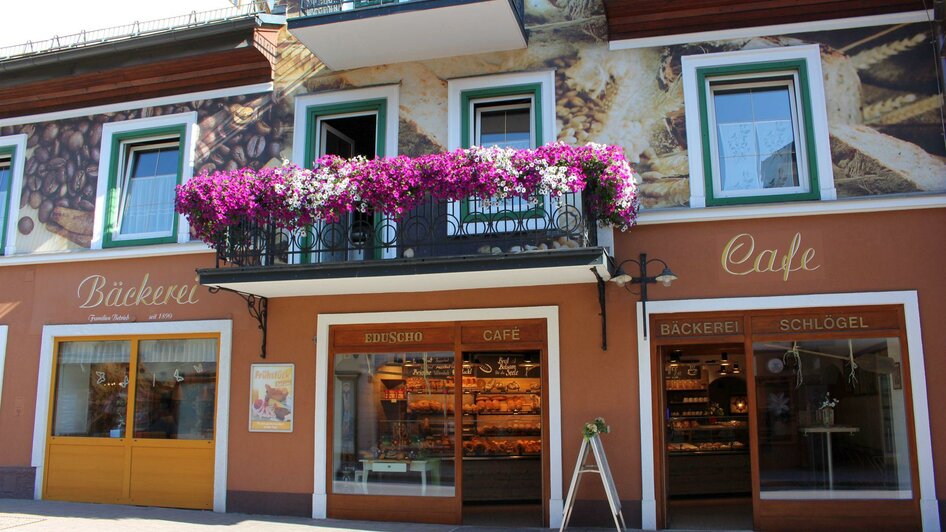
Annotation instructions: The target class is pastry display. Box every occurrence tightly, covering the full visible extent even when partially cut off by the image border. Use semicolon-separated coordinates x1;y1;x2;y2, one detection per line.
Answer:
376;357;544;461
477;421;541;436
463;437;541;456
407;399;453;414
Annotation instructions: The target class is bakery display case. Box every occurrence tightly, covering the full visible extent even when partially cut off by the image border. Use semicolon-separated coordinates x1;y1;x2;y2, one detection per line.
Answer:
664;355;750;497
461;353;543;502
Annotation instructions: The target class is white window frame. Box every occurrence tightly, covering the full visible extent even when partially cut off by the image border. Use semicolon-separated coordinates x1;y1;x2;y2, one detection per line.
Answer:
682;45;836;209
0;325;7;412
0;134;27;256
706;73;811;200
92;112;199;250
291;85;400;263
447;70;557;236
112;137;183;242
474;98;535;150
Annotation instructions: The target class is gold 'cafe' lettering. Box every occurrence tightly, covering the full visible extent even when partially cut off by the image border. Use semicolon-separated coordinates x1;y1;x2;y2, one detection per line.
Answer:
483;327;521;342
722;232;821;281
78;273;200;309
779;315;868;332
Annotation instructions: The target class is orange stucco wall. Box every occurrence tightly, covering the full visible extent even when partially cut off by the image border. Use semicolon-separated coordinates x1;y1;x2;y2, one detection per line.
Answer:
0;207;943;510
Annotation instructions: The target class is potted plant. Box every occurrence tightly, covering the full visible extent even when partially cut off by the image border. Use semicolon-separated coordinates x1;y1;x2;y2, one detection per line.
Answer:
819;392;839;426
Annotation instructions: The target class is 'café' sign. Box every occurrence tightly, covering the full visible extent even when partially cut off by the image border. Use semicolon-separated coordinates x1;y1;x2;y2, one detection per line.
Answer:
722;232;821;281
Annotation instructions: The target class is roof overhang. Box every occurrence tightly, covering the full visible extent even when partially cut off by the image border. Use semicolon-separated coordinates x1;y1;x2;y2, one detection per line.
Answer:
199;247;609;298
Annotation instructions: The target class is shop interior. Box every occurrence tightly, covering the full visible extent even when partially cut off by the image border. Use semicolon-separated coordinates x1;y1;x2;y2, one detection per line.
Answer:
331;349;543;527
660;344;753;530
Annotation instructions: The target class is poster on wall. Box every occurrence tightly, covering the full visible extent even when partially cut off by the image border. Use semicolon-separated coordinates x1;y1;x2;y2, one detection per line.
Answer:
249;363;294;433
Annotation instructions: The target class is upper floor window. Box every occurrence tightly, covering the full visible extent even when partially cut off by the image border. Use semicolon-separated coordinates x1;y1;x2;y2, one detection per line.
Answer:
0;134;26;256
0;153;12;252
701;63;816;205
473;98;533;150
448;71;555;233
292;85;399;263
94;113;197;250
105;128;185;247
682;45;835;208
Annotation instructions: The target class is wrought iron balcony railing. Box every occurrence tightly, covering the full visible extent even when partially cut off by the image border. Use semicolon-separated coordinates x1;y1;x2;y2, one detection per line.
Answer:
212;192;595;268
298;0;524;19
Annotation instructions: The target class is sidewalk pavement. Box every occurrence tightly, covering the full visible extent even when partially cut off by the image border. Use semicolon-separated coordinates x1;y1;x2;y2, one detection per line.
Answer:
0;499;611;532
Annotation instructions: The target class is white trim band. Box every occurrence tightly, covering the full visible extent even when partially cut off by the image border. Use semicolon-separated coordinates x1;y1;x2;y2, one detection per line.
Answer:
0;83;273;127
636;193;946;225
0;241;211;267
313;306;563;527
609;10;934;50
31;319;233;512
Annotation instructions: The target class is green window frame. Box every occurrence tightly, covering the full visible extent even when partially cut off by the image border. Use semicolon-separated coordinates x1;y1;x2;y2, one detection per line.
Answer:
459;83;545;223
103;125;187;248
697;59;820;206
303;99;388;262
0;145;15;255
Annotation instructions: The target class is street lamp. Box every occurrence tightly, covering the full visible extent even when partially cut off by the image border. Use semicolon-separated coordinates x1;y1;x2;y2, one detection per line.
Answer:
609;253;678;338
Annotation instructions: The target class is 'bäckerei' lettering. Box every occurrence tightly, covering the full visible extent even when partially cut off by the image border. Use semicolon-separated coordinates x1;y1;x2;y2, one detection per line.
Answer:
659;320;740;337
78;273;200;309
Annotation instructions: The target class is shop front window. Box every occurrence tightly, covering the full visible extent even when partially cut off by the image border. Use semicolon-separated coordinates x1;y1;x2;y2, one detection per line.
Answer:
50;337;218;440
52;341;131;437
332;352;456;497
133;338;217;440
753;337;912;498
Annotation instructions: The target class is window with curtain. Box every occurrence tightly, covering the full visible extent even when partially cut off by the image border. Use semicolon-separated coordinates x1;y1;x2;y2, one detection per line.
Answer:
52;341;131;438
50;337;218;440
117;141;180;238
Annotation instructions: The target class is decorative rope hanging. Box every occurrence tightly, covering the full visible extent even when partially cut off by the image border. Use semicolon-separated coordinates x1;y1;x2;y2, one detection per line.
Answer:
846;339;859;387
783;341;803;389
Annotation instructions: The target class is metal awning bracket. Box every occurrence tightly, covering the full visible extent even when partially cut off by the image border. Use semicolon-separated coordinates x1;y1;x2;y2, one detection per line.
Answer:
591;267;607;351
208;286;268;358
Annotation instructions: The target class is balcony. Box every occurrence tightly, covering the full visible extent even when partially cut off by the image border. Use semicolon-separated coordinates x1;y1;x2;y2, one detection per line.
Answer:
197;192;610;297
287;0;526;70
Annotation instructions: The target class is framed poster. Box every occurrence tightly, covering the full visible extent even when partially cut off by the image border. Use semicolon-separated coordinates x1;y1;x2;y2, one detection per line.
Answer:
249;363;294;432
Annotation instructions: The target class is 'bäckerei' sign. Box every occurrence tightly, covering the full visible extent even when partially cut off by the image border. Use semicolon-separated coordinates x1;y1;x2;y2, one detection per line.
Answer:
653;318;743;339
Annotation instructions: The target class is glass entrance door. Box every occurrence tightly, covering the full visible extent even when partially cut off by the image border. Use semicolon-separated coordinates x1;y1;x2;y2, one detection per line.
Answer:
45;335;218;509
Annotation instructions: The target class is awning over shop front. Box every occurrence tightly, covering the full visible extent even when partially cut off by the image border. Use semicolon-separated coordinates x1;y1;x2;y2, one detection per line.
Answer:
198;247;610;298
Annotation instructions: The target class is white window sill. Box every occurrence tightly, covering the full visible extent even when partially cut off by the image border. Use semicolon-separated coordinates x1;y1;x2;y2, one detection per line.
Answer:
636;193;946;226
0;241;212;267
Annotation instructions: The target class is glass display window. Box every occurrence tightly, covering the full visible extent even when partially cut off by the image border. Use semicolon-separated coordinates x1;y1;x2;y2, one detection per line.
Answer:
753;337;912;498
50;337;218;440
332;351;457;497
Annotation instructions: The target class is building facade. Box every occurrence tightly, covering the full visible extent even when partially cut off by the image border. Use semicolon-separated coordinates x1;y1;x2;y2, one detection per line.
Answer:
0;0;944;530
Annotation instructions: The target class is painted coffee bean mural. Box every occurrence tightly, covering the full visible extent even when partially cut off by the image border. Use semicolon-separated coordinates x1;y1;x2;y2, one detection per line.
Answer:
3;92;288;253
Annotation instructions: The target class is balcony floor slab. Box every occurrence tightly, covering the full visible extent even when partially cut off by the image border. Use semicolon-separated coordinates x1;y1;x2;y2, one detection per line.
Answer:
198;247;608;298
